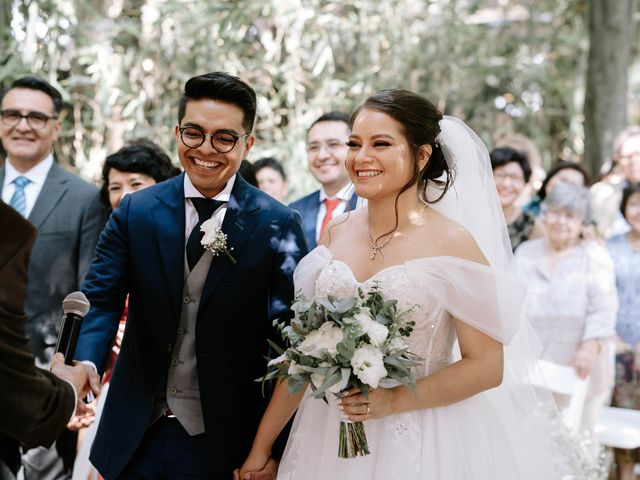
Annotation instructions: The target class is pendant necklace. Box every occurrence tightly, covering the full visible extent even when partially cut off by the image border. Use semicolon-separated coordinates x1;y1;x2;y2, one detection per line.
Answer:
368;232;392;261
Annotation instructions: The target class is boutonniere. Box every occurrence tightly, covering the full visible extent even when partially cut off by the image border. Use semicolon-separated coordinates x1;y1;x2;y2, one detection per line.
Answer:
200;219;237;264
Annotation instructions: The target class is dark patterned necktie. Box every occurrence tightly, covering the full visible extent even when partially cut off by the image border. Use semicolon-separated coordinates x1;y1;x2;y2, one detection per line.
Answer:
186;198;225;270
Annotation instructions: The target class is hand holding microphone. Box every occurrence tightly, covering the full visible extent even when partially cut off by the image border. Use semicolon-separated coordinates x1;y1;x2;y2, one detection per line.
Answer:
55;291;90;365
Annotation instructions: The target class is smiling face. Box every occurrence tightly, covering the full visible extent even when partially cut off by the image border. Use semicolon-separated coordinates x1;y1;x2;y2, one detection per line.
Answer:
620;135;640;183
542;208;583;247
0;88;61;172
175;98;254;198
345;109;425;201
107;168;157;209
493;161;526;209
306;120;351;194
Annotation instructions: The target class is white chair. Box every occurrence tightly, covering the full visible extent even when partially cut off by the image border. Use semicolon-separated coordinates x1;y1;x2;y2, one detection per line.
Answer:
531;359;589;432
595;406;640;450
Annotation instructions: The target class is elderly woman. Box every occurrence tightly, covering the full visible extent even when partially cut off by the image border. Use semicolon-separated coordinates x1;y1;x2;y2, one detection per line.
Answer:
490;147;544;251
607;182;640;480
515;183;618;444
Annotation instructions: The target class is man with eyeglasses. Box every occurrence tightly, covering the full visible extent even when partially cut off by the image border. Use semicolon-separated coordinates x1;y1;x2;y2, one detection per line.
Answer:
289;112;357;249
73;72;307;479
0;76;104;480
591;126;640;238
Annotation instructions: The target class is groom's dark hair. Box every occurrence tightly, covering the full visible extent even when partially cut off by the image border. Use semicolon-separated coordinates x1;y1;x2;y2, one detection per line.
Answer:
178;72;257;132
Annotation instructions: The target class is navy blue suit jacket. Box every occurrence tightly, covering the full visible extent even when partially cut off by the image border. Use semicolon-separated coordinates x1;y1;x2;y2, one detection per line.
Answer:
289;189;357;249
75;174;308;479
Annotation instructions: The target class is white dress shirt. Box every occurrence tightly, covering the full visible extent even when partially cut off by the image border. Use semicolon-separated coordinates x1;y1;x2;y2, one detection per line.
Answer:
315;183;354;242
183;173;236;241
2;155;54;218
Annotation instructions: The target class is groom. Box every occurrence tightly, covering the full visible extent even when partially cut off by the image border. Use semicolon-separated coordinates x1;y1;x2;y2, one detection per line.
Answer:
75;72;308;478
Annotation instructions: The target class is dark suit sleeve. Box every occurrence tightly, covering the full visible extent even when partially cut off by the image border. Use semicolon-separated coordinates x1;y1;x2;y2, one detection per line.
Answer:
0;204;75;448
76;196;131;373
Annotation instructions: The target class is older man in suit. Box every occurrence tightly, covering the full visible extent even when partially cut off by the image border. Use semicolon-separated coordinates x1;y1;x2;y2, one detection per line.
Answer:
0;76;104;479
289;112;356;249
0;202;99;479
74;72;307;479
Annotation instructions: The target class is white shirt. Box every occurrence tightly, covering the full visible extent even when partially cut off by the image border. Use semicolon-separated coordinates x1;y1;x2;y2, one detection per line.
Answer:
315;183;354;242
2;155;54;218
183;173;236;241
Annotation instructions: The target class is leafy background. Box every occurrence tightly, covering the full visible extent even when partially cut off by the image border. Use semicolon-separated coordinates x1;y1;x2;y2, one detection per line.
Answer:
1;0;639;200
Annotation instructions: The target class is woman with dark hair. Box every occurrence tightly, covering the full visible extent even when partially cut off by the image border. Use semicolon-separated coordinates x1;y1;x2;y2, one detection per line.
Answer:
490;147;544;250
524;161;591;217
607;183;640;480
238;90;582;479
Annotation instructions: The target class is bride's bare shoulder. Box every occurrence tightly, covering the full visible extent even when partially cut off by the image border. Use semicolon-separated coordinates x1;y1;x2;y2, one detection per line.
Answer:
318;208;364;246
424;210;489;266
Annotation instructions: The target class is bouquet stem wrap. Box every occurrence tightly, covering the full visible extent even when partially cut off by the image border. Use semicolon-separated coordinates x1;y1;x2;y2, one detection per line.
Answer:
338;420;370;458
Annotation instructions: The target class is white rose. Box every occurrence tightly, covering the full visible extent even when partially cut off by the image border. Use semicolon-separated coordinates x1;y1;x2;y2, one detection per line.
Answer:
298;322;343;359
351;345;388;388
354;312;389;347
200;218;220;245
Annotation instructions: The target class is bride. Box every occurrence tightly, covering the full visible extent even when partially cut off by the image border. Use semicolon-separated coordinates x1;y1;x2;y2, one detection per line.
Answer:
238;89;583;479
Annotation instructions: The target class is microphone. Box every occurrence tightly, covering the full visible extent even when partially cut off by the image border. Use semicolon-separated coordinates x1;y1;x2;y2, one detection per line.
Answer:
55;291;90;365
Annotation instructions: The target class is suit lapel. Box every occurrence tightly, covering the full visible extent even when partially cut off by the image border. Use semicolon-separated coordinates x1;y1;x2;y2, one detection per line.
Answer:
27;164;68;229
153;175;186;317
199;176;260;311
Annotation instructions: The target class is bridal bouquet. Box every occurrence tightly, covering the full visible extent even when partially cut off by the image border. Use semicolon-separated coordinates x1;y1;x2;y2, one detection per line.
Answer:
262;283;423;458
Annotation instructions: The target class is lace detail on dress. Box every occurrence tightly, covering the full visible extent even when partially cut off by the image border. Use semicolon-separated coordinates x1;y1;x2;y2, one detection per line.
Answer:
313;260;455;377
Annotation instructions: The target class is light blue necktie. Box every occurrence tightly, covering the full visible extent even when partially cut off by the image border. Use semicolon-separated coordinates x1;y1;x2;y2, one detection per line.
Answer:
9;176;31;217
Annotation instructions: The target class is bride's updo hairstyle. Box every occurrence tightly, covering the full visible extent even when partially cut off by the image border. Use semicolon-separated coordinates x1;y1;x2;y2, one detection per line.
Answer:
350;89;453;204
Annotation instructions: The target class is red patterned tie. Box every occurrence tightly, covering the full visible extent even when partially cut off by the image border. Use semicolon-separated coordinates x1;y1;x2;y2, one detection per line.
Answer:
319;198;342;238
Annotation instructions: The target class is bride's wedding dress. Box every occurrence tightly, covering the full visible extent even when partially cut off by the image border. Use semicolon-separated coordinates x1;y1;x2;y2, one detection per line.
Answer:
276;246;583;480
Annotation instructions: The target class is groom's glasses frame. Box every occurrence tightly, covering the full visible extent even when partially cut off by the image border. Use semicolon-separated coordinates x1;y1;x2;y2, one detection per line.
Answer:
178;126;250;154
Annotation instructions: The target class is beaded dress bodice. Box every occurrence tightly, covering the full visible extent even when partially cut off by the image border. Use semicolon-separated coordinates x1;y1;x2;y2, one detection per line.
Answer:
313;259;456;377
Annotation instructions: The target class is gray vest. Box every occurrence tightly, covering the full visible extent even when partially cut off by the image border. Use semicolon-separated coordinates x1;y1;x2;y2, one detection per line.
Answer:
161;250;213;435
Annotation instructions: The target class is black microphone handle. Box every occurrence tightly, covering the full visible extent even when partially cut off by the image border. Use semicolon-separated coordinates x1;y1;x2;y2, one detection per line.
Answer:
55;313;83;365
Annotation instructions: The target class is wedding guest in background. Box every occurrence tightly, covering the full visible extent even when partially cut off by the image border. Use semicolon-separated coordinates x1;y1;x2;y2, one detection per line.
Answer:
524;161;591;217
0;75;104;479
490;147;544;251
254;157;288;203
607;183;640;480
72;139;179;480
289;112;357;249
592;127;640;239
515;183;617;450
0;202;99;479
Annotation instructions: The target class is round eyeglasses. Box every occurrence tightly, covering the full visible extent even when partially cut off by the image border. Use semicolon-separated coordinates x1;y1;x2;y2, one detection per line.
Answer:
0;109;58;130
179;127;250;153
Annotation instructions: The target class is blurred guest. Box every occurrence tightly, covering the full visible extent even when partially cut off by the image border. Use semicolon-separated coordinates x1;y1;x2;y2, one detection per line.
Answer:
0;202;99;479
523;161;591;217
254;157;288;203
592;127;640;239
0;76;104;479
607;183;640;480
515;183;617;446
289;112;357;249
72;140;179;480
490;147;544;251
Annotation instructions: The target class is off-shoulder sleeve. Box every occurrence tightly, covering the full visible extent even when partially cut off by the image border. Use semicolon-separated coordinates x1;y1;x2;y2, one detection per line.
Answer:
293;246;333;299
406;256;526;345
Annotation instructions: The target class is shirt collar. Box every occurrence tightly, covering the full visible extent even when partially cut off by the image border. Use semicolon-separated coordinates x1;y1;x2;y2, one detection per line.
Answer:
3;154;54;188
319;182;353;203
183;173;236;202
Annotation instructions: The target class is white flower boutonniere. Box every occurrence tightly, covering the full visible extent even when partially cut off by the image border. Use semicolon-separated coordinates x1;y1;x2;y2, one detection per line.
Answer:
200;218;237;264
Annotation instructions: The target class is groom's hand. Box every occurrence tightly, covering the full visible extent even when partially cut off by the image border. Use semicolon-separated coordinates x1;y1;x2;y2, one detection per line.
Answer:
233;458;278;480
